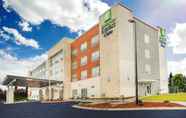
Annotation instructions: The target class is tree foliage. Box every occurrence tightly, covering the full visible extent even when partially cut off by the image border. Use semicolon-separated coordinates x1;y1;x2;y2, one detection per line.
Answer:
171;73;186;92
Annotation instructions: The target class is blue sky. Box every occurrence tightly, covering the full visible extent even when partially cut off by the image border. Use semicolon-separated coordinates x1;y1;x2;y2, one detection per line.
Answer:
0;0;186;79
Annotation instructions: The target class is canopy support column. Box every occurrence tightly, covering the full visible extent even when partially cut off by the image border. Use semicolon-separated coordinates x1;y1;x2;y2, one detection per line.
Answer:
6;86;14;104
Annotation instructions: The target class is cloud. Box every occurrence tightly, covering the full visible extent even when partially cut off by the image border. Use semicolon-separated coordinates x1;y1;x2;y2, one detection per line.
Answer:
0;30;11;41
168;58;186;75
0;49;48;83
168;23;186;54
18;20;32;32
134;0;186;29
3;0;109;32
1;27;39;48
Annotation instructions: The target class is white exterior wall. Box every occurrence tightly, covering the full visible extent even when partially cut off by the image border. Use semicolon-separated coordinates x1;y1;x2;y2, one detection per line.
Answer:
71;77;101;98
116;5;136;97
135;19;161;96
158;31;168;94
99;5;135;98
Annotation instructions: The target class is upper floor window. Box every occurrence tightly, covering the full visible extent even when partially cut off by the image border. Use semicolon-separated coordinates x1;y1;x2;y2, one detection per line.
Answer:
72;61;77;69
145;49;151;59
145;64;151;74
144;34;150;44
72;74;77;81
81;70;87;80
81;56;87;66
91;51;99;61
80;42;87;52
92;66;100;77
91;35;99;47
72;49;77;56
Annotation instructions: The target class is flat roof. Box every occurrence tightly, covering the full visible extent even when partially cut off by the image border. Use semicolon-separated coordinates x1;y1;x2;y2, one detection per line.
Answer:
134;17;159;31
2;75;63;87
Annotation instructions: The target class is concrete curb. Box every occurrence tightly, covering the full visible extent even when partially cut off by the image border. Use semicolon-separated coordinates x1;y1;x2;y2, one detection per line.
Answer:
72;105;186;111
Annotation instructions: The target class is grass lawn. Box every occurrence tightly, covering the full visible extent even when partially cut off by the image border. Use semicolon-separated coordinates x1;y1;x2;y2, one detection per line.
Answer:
141;93;186;102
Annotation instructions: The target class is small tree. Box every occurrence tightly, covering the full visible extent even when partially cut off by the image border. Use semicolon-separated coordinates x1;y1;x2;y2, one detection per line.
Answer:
173;74;185;92
168;72;173;87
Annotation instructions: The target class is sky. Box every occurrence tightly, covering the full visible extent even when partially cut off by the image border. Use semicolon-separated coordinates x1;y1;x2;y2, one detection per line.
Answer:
0;0;186;84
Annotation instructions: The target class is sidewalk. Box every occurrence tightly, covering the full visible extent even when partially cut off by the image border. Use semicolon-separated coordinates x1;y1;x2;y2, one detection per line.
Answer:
73;105;186;111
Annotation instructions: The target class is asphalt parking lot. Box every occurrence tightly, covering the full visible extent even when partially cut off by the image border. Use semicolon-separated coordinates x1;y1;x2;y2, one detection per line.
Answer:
0;102;186;118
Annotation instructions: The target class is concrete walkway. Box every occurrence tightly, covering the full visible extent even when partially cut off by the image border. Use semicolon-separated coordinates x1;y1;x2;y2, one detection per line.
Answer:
73;105;186;111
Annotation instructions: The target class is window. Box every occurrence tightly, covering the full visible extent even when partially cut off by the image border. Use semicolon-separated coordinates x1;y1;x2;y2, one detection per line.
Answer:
72;61;77;69
81;56;87;66
91;51;99;61
72;74;77;81
72;49;77;56
55;60;59;64
72;89;78;97
144;34;150;44
80;42;87;52
145;49;150;59
91;35;99;47
145;64;151;74
81;70;87;80
92;66;100;77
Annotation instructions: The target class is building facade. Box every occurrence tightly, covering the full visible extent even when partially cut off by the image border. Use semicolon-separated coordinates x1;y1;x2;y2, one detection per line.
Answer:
29;3;168;100
29;39;72;100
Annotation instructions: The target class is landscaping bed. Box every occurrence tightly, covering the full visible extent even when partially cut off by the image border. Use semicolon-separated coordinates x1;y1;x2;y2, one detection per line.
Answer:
80;102;185;108
141;93;186;102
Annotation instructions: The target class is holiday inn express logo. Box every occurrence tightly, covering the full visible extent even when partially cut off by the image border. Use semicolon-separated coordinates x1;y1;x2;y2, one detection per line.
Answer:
101;9;116;37
102;9;112;23
159;27;167;48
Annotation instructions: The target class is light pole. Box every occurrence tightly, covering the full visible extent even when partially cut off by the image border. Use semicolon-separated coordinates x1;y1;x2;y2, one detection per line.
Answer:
128;19;139;104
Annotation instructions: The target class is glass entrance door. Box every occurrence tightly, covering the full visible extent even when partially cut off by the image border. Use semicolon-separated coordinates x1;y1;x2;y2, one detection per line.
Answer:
81;88;87;98
146;83;151;95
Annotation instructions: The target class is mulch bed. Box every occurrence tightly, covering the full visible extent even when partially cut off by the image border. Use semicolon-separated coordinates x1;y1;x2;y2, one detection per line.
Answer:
81;102;185;108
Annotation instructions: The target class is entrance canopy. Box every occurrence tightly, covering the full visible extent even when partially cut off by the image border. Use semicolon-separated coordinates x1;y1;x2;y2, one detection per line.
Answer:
2;75;63;87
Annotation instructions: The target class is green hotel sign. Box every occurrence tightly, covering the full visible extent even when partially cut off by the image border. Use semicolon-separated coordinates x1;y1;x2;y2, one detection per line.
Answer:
102;9;112;23
101;9;116;37
159;27;167;48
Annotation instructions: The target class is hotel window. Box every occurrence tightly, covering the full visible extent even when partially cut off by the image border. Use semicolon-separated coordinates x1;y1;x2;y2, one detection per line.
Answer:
55;60;59;64
92;66;100;77
72;74;77;81
91;51;99;61
145;64;151;74
81;56;87;66
91;35;99;47
72;49;77;56
81;70;87;80
145;49;150;59
80;42;87;52
144;33;150;44
72;89;77;97
72;61;77;69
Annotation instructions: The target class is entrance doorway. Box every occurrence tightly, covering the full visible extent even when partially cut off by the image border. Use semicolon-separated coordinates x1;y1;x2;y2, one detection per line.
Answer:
146;84;151;95
81;88;87;98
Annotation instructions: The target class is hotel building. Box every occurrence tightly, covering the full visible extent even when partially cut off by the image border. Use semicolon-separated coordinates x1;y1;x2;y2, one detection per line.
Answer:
28;3;168;100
